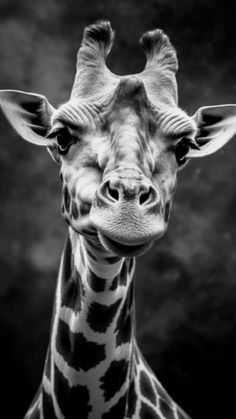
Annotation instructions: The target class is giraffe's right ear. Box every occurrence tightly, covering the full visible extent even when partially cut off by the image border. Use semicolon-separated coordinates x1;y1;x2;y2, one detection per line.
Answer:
187;104;236;158
0;90;59;162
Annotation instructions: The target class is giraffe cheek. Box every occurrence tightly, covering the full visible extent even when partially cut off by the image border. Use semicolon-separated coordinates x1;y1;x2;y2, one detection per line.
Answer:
71;201;79;220
61;203;65;215
63;186;71;213
164;201;171;224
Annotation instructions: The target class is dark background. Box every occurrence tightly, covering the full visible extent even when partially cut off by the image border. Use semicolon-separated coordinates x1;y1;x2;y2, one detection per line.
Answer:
0;0;236;418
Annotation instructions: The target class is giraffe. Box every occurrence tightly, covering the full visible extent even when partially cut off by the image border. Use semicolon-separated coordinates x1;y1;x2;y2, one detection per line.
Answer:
0;20;236;419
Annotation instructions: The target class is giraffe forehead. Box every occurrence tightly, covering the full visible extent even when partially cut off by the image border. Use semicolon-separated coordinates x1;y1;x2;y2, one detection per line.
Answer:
52;89;196;152
52;76;164;131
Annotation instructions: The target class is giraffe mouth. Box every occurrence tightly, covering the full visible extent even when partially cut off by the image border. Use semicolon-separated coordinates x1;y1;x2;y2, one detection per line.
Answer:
98;232;153;256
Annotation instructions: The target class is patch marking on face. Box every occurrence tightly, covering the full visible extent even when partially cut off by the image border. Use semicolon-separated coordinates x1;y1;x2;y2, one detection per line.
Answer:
80;201;91;216
164;201;171;223
63;186;71;213
71;200;79;219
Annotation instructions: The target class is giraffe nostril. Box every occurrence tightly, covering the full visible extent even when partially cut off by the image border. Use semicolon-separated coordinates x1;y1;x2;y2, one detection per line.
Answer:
97;181;120;204
139;189;151;205
139;187;154;206
107;184;119;202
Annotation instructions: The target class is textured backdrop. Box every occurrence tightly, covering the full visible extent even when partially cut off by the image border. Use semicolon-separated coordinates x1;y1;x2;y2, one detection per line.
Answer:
0;0;236;418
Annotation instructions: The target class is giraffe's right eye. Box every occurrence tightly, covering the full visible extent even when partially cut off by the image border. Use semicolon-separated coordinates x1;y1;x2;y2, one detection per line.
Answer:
56;130;75;154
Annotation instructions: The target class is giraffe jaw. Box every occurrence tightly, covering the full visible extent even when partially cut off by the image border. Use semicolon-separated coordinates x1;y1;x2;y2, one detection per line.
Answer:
90;203;167;256
98;231;154;257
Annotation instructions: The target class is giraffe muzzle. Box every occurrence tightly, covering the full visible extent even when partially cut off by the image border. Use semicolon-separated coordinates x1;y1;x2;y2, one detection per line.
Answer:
90;175;166;253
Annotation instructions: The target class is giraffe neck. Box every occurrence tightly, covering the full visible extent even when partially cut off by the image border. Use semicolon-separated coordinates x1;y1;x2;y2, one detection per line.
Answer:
43;228;136;418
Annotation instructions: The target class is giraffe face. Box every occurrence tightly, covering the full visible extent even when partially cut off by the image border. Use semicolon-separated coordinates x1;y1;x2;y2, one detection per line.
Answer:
1;22;236;256
53;77;197;256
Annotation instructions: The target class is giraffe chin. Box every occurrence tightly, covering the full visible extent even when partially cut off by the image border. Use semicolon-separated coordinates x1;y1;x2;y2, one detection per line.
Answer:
98;232;153;257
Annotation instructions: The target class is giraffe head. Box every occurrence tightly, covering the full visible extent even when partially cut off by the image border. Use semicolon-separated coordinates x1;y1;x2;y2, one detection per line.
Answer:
1;21;236;257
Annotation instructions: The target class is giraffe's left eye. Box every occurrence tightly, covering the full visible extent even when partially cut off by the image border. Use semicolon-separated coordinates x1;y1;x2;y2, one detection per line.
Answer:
175;140;190;165
175;138;199;166
56;130;75;154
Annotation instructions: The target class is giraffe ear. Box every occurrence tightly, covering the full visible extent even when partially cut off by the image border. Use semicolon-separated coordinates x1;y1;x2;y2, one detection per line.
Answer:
0;89;57;145
187;104;236;158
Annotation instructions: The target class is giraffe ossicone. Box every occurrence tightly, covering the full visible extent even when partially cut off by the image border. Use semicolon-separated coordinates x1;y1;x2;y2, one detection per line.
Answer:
1;20;236;419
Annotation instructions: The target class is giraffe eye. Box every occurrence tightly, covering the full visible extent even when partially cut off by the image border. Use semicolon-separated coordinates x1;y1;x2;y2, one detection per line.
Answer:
175;140;190;165
56;130;74;154
175;138;200;165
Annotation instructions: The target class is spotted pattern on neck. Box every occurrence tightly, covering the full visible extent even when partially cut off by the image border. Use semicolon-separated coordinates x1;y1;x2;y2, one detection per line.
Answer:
24;233;190;419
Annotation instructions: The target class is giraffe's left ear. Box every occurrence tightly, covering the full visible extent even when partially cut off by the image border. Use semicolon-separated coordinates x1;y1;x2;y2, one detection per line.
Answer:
0;90;60;163
187;104;236;158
